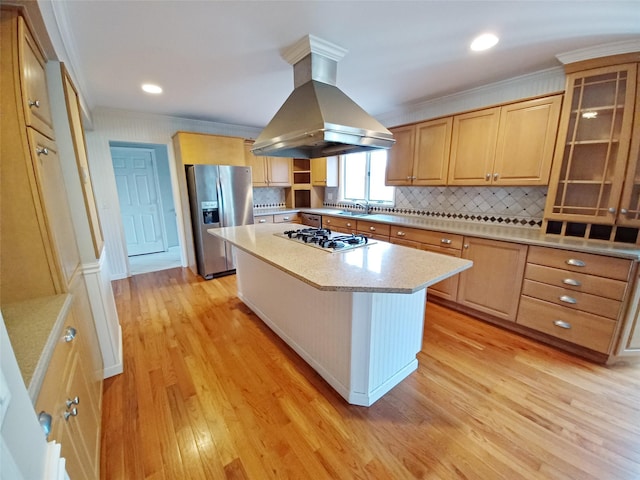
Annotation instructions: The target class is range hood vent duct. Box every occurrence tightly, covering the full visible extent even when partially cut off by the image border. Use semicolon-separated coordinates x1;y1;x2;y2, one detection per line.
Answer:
251;35;395;159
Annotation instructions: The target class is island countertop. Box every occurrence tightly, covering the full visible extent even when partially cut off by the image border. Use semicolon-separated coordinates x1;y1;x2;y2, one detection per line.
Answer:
209;223;472;293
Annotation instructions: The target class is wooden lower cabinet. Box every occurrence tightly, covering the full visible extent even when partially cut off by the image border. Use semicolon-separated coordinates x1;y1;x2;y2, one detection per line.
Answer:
35;296;102;480
322;216;356;234
456;237;528;321
518;245;634;356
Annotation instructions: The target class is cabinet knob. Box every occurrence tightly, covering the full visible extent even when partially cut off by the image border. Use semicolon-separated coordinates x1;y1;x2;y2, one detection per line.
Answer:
283;216;290;220
553;320;572;329
406;176;412;180
566;259;586;267
562;278;582;287
440;238;452;245
38;411;52;438
326;219;331;224
559;295;577;304
397;231;405;237
412;176;417;180
65;396;80;408
64;408;78;421
620;208;629;215
369;226;376;231
258;219;266;223
463;244;469;249
63;326;77;343
28;99;41;108
346;222;352;227
608;207;617;214
36;146;49;156
485;173;491;181
493;173;499;181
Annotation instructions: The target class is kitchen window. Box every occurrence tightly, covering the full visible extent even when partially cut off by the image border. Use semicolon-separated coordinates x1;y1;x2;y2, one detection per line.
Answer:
340;150;395;206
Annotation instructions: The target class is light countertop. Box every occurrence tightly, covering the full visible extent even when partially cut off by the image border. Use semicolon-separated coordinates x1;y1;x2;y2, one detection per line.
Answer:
210;223;472;293
2;294;73;402
294;208;640;260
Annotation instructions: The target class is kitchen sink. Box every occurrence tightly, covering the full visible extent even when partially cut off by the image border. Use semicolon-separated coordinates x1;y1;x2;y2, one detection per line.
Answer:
336;210;367;217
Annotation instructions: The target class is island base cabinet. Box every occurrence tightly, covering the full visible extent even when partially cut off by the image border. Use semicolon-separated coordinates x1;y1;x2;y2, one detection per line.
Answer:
234;249;426;406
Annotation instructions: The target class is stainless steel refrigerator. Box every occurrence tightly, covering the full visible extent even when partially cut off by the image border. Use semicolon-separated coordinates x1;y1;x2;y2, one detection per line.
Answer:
185;165;254;279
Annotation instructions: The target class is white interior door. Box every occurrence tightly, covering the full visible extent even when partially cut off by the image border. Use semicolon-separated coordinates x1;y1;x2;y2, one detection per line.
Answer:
111;147;166;256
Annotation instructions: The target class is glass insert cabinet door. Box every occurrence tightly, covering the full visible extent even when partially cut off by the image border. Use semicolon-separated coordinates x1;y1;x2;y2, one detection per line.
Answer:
546;63;638;224
618;77;640;228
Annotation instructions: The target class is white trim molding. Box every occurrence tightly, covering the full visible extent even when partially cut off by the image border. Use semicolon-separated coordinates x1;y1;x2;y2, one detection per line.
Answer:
556;39;640;65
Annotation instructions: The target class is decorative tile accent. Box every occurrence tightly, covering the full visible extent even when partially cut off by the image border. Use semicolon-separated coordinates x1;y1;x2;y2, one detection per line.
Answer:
253;187;286;209
324;186;547;228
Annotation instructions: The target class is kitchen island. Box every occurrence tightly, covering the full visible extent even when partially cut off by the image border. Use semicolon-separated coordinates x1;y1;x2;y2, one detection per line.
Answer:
210;223;472;406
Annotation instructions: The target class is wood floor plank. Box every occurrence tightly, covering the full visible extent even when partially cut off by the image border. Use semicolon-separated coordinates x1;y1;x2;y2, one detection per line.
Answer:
101;267;640;479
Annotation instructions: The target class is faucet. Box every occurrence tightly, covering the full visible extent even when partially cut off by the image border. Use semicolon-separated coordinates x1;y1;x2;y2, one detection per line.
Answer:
355;202;371;215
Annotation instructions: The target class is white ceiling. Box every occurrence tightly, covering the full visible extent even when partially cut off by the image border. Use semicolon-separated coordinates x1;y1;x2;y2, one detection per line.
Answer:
41;0;640;129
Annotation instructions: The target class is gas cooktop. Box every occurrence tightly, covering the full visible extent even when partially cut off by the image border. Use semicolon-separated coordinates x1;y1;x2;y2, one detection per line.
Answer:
276;228;374;252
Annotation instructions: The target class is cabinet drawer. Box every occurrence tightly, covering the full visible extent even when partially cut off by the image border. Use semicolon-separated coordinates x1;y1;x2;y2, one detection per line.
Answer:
391;227;463;250
356;220;390;236
527;246;631;281
522;279;621;319
323;216;356;231
255;215;274;224
524;263;627;300
273;213;300;223
518;296;616;353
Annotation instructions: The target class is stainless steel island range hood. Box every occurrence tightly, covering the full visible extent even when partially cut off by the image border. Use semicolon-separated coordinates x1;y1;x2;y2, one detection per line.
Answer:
251;35;395;159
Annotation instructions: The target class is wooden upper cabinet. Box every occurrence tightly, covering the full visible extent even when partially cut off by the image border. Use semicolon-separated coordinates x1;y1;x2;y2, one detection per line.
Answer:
545;63;637;224
413;117;452;185
448;107;500;185
28;129;81;285
61;65;104;259
243;141;291;186
449;96;562;186
19;16;54;139
266;156;292;186
493;95;562;185
617;71;640;228
173;131;245;166
386;119;452;186
311;156;339;187
385;125;416;185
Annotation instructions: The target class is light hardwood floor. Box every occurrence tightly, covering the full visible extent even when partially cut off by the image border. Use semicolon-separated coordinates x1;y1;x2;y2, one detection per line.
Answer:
101;267;640;479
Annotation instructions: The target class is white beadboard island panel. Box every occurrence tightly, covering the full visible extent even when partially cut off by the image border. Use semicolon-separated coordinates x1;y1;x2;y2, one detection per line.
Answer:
214;223;471;406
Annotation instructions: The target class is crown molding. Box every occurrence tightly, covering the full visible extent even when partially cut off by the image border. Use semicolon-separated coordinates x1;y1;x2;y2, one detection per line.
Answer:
556;39;640;65
282;34;347;65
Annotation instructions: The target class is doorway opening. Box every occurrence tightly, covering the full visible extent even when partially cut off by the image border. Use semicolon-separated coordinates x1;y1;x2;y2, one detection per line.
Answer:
109;142;181;275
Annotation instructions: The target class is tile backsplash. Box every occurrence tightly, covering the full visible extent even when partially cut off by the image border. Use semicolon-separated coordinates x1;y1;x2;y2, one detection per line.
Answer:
253;187;286;209
326;185;547;227
255;185;547;227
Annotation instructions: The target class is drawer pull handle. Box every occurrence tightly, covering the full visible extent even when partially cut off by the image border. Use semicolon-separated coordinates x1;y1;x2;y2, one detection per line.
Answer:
325;219;331;224
563;278;582;287
441;238;452;245
64;408;78;421
346;222;352;227
63;326;77;343
283;216;290;220
566;259;586;267
397;231;406;237
28;99;41;108
553;320;572;329
258;219;266;223
38;411;52;437
36;146;49;156
369;226;376;231
559;295;577;304
65;396;80;408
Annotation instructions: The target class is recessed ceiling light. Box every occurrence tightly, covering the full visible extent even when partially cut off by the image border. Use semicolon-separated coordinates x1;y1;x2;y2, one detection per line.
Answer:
142;83;163;94
470;33;499;52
